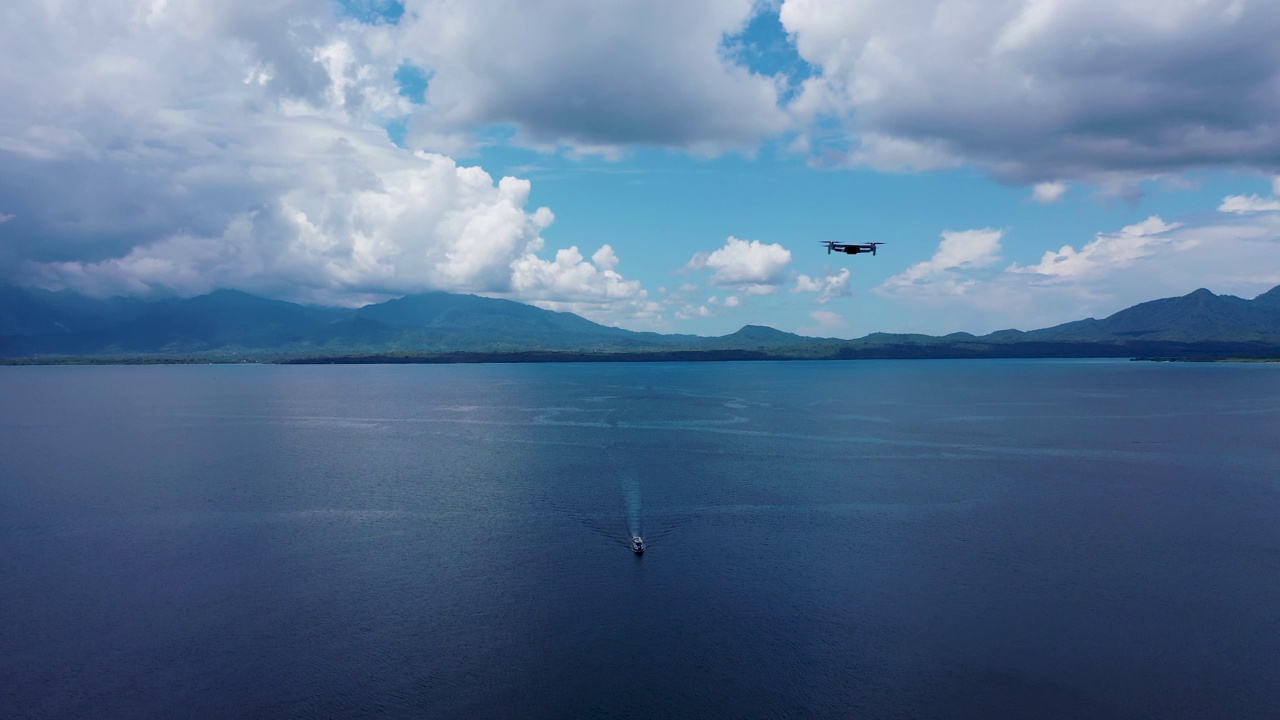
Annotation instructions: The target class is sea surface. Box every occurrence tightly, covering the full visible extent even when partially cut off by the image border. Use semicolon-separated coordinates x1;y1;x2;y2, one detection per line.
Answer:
1;360;1278;718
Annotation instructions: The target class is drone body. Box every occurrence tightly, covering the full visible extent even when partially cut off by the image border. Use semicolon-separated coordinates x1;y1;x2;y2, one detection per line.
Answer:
821;241;885;256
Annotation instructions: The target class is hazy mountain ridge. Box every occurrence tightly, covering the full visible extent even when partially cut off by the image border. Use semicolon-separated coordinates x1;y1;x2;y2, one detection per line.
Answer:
2;285;1279;361
1022;288;1280;343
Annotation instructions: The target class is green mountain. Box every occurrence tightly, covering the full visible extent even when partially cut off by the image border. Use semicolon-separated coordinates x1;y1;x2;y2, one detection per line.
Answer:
2;284;1279;362
714;325;813;349
0;286;680;357
0;289;350;355
356;291;622;336
349;291;655;351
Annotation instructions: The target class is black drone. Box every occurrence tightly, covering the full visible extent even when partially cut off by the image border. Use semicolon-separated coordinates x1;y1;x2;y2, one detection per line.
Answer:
821;241;885;256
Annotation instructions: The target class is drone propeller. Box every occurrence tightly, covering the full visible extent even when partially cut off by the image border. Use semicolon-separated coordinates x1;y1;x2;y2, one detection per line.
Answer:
820;240;886;255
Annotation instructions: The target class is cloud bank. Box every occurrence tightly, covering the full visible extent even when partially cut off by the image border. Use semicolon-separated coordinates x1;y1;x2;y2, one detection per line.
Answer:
397;0;789;154
781;0;1280;182
0;0;655;323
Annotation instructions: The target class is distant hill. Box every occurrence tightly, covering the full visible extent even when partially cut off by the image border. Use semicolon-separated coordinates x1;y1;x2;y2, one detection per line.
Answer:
0;286;685;357
0;285;147;336
825;287;1280;360
2;284;1279;362
356;291;623;336
350;291;656;351
715;325;813;348
1024;287;1280;343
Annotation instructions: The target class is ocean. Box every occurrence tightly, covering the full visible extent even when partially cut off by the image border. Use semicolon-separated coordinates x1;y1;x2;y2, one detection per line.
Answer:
1;360;1278;718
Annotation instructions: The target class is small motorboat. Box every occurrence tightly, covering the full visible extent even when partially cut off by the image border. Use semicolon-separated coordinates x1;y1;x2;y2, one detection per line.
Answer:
631;536;645;555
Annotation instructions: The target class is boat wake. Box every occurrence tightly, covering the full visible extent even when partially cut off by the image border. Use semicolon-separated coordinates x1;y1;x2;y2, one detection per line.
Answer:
544;470;696;553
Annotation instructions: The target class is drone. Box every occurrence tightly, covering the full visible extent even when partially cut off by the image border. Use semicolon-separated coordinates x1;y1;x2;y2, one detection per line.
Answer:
821;241;885;256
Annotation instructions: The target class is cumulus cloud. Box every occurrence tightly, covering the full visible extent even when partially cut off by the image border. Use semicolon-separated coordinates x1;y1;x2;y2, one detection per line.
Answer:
792;267;850;303
510;244;662;325
1220;195;1280;214
1031;182;1068;204
398;0;789;153
685;236;793;294
23;142;557;302
0;0;405;274
1219;177;1280;214
877;228;1004;296
780;0;1280;181
1009;216;1181;280
0;0;658;323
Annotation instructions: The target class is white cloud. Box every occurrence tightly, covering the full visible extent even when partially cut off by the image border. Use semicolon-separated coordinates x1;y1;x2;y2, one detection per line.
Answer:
780;0;1280;181
877;228;1003;295
685;236;793;293
792;267;850;303
398;0;789;154
661;285;754;324
792;276;822;292
1031;181;1067;204
591;244;620;272
1009;216;1180;280
1219;195;1280;214
1219;177;1280;214
25;139;659;322
510;244;661;326
24;145;557;302
0;214;13;225
0;0;406;276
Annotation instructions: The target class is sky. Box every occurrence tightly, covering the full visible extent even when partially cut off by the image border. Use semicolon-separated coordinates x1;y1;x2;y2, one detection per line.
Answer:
2;0;1280;337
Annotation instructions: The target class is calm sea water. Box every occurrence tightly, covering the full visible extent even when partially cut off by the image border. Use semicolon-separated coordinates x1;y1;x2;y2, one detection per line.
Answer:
1;360;1278;718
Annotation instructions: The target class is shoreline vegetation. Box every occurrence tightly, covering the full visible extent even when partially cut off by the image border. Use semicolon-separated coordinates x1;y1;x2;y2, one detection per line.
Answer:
1131;356;1280;363
4;350;1280;366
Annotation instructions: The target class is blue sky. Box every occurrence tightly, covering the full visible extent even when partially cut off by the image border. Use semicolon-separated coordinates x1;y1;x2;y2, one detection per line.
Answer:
3;0;1280;336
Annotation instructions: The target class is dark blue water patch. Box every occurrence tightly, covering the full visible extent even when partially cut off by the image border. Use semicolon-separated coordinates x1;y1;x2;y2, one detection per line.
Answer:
1;360;1278;718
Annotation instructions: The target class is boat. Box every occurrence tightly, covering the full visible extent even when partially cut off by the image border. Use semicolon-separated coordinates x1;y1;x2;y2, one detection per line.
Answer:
631;536;645;555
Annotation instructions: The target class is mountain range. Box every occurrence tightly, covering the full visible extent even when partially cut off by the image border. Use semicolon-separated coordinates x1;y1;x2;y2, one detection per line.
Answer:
3;284;1280;363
